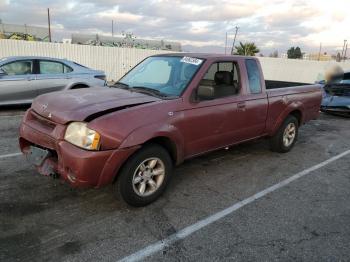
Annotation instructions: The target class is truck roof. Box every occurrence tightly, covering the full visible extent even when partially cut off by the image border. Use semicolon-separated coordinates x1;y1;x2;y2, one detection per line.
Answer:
154;53;256;60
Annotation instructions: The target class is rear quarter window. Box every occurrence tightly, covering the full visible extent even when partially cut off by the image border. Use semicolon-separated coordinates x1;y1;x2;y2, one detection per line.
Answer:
39;60;73;74
245;59;262;94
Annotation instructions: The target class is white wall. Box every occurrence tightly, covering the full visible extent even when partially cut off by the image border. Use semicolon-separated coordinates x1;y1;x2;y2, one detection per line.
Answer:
0;39;174;81
258;57;350;83
1;39;350;83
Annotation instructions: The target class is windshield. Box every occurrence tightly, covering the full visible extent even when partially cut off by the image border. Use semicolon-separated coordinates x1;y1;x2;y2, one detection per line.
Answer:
117;56;203;97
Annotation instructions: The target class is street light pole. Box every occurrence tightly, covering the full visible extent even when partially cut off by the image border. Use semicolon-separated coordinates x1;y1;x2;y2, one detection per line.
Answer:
225;32;227;54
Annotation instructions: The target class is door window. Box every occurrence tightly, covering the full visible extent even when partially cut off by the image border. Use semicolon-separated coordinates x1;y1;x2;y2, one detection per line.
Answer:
39;61;72;74
245;59;262;94
0;60;33;75
199;61;240;99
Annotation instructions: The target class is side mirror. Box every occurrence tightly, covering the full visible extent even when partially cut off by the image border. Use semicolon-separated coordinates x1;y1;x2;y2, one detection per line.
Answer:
196;85;215;100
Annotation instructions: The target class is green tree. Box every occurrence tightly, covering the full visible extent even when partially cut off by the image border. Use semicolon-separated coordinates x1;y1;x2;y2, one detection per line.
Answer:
287;46;302;59
234;42;260;56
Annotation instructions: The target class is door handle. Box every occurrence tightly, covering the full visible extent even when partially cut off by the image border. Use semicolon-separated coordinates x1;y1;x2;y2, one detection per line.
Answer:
237;102;246;109
26;76;35;81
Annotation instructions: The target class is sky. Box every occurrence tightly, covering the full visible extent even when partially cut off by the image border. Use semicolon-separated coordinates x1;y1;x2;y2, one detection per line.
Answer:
0;0;349;55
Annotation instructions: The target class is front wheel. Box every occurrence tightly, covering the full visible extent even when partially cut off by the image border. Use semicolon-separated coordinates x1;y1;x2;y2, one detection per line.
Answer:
115;144;173;207
270;115;299;153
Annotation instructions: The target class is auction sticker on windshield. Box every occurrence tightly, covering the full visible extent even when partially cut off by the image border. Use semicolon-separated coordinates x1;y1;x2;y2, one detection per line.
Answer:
180;56;203;65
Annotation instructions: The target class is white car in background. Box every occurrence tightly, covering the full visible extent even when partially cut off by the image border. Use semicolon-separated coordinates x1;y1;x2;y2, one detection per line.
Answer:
0;56;107;105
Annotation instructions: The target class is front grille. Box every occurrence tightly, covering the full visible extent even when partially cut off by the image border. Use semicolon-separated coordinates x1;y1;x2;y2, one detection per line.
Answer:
27;110;56;132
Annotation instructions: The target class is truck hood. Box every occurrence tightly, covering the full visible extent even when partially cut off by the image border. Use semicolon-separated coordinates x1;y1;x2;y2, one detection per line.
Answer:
32;88;161;124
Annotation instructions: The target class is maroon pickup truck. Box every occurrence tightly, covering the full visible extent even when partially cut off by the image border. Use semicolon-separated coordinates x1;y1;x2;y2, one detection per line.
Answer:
19;53;322;206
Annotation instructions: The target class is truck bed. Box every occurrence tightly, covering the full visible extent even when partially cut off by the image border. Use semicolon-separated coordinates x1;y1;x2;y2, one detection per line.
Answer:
266;82;321;100
265;80;309;89
265;82;322;128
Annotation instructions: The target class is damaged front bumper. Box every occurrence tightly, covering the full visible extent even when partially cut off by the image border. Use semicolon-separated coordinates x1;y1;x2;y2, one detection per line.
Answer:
24;145;58;177
19;109;139;188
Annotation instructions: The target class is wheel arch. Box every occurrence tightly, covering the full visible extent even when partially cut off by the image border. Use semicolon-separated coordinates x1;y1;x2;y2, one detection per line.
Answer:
110;136;179;185
269;104;304;136
143;136;178;165
119;123;185;165
289;109;303;126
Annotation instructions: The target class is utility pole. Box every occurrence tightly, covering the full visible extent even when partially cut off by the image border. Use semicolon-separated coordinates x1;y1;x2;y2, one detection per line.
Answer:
112;20;114;37
47;8;51;42
318;42;322;61
225;32;227;54
230;26;239;55
341;39;347;60
344;42;348;62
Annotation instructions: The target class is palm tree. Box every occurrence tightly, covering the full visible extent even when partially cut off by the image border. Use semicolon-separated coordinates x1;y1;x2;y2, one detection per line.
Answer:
234;42;260;56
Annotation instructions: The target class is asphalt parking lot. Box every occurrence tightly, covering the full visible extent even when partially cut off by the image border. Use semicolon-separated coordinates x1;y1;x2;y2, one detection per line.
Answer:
0;109;349;262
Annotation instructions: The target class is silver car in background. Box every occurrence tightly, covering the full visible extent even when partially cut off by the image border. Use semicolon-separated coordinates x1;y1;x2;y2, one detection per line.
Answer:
0;56;107;105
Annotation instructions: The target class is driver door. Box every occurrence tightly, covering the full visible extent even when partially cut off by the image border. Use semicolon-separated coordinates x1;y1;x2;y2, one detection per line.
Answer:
181;61;247;157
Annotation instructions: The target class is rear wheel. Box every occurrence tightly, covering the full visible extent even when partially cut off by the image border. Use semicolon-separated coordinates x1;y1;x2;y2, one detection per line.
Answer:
115;144;173;207
270;115;299;153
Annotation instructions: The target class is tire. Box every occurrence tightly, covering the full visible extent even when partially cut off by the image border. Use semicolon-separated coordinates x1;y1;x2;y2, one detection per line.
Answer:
115;144;173;207
270;115;299;153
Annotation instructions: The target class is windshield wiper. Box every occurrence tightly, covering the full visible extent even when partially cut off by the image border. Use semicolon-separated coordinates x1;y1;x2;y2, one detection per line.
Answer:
111;83;178;99
130;86;170;98
110;81;130;89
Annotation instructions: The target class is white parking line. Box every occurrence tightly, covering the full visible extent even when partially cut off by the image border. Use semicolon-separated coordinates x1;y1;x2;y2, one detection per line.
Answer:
119;149;350;262
0;113;25;118
0;152;22;159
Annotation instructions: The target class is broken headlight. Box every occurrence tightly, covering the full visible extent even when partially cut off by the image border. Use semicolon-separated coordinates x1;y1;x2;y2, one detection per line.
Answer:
64;122;100;150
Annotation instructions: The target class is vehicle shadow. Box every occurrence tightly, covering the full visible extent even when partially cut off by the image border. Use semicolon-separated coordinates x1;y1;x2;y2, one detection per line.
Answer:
320;111;350;119
0;104;30;115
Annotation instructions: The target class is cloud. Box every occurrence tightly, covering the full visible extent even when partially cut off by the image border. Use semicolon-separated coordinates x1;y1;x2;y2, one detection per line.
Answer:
137;1;257;22
97;7;143;24
263;3;317;28
1;0;350;55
